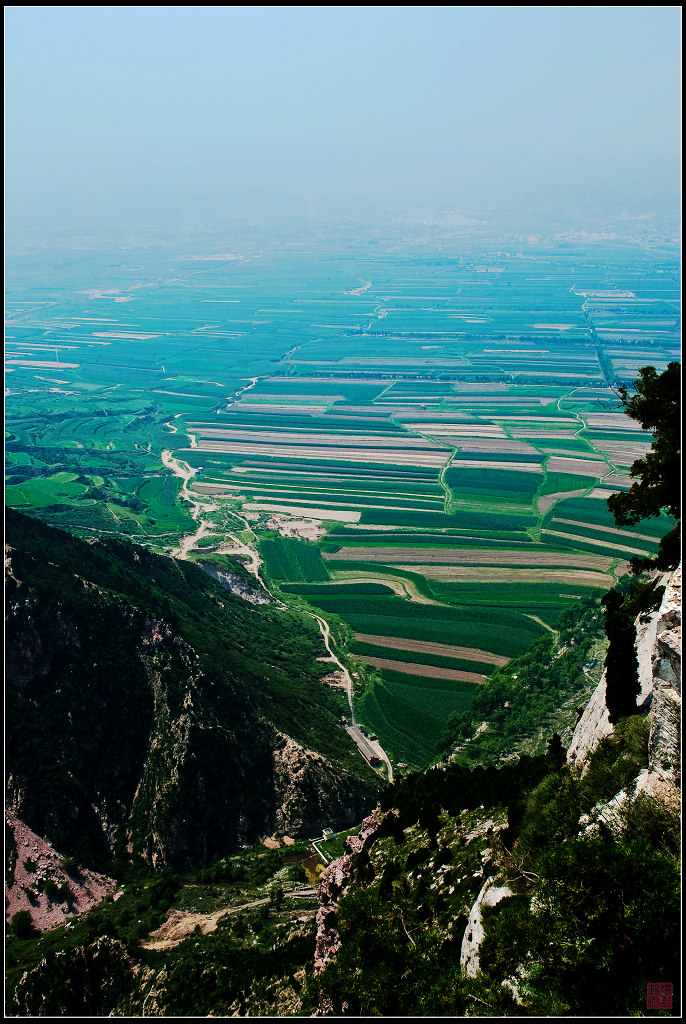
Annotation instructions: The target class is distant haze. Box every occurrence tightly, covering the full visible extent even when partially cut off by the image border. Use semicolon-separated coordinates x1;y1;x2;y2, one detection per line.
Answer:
5;6;681;244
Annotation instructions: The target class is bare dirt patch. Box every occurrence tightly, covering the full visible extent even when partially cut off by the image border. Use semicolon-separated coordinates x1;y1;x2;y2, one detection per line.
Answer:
6;359;80;369
6;814;117;933
429;436;538;455
407;424;506;437
319;670;348;690
443;459;542;472
92;331;160;340
246;503;361;523
591;440;651;465
537;488;587;514
585;413;643;431
546;456;609;476
193;441;448;466
190;427;440;449
234;403;329;414
236;394;344;402
510;429;579;439
588;487;621;499
142;907;232;950
532;323;576;330
265;514;327;540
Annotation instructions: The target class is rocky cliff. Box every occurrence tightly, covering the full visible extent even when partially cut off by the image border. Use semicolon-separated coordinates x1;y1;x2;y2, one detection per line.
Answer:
568;564;681;819
635;565;681;814
272;735;370;838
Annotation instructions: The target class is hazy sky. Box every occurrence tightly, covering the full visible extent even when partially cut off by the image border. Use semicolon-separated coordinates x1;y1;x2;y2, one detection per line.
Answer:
5;6;682;241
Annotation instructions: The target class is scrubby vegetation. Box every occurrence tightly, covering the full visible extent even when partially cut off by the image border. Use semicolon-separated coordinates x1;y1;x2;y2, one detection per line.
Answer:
6;844;320;1017
440;592;607;763
312;716;680;1016
607;362;680;572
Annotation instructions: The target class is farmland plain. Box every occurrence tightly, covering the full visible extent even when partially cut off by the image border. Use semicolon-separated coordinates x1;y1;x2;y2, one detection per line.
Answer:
5;241;679;766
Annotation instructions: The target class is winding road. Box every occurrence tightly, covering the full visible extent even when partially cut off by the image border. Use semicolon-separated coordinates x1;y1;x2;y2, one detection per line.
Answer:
161;448;395;784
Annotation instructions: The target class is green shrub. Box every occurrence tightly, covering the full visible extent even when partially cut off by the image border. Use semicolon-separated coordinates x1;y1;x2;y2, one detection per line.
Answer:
9;910;36;940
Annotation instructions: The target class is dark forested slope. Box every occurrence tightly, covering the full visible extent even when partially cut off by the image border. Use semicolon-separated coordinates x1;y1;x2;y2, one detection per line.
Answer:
5;508;379;873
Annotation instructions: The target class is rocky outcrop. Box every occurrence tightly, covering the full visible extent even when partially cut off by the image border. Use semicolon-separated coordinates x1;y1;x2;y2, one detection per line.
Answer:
635;565;681;813
653;565;681;692
272;735;372;838
567;568;679;769
313;813;380;976
3;565;79;687
197;562;270;605
566;671;613;766
460;877;514;978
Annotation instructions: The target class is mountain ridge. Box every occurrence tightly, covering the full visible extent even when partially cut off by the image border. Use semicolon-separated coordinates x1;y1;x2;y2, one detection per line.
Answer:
5;507;380;876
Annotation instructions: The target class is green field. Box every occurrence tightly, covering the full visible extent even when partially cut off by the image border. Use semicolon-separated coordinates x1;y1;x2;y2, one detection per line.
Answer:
260;537;330;583
5;243;678;769
357;669;479;767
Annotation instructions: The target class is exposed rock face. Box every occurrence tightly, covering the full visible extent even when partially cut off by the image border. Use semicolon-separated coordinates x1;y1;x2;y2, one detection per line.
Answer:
6;573;157;866
653;565;681;691
124;625;275;870
272;735;372;838
313;813;380;976
635;565;681;813
197;562;270;605
3;590;79;687
460;877;513;978
566;672;613;767
567;567;679;769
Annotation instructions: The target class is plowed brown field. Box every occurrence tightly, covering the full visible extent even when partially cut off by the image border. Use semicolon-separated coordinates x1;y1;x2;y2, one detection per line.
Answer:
324;547;612;569
354;632;508;666
359;656;486;684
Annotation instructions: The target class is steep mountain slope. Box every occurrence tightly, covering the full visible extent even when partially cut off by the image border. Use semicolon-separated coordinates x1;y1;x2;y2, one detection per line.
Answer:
5;557;680;1016
310;566;681;1016
5;508;380;874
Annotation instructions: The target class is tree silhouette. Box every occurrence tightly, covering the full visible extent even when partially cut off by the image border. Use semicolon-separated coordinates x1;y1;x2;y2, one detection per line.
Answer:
606;362;680;571
602;588;641;724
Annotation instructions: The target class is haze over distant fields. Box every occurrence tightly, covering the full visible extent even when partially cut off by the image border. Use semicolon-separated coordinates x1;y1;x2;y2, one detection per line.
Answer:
4;6;681;246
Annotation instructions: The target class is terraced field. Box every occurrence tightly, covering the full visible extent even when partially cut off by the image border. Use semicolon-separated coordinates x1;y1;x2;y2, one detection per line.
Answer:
5;242;679;767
